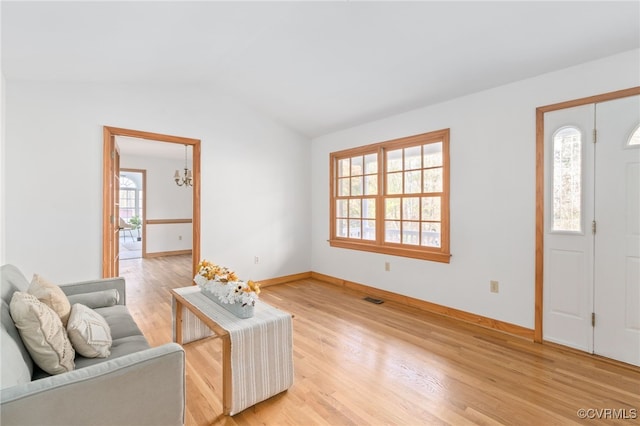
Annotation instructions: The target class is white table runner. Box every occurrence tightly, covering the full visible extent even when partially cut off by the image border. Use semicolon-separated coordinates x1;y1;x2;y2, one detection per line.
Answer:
173;286;294;415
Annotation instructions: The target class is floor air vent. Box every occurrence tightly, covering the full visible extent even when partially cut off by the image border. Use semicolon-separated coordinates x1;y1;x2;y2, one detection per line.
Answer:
363;296;384;304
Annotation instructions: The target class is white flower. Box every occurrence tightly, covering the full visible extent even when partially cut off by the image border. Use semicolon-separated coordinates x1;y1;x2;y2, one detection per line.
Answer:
194;260;259;306
194;275;259;306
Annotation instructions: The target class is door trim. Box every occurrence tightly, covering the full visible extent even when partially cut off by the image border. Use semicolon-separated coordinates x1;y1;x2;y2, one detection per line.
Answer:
535;86;640;343
102;126;201;278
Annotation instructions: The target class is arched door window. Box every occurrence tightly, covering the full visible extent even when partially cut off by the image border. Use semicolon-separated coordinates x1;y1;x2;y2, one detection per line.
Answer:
119;176;138;220
552;126;582;232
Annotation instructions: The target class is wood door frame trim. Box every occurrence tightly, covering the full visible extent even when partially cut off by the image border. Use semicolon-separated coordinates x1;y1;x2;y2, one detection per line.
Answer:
102;126;201;278
534;86;640;343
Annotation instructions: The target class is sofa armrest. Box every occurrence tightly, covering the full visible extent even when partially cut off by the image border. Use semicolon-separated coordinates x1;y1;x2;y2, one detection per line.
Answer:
58;277;126;305
0;343;185;426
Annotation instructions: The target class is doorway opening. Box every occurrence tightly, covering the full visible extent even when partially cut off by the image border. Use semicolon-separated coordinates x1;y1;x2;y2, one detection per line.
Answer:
119;169;145;260
102;126;201;278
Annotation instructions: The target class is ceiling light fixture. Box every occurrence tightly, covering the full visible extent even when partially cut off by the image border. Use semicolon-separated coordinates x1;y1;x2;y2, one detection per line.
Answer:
174;145;193;187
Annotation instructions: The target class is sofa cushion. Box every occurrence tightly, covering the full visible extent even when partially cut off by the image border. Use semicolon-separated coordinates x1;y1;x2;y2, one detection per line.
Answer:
9;292;75;375
1;325;33;387
95;305;145;340
28;274;71;327
72;305;150;370
67;303;112;358
73;335;151;370
1;265;35;389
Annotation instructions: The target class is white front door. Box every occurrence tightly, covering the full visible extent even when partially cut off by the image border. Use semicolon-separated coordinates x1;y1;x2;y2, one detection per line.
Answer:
543;104;595;352
593;95;640;366
543;95;640;366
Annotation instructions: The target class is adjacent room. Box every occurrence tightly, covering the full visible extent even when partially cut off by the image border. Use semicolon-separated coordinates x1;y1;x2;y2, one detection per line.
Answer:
1;1;639;425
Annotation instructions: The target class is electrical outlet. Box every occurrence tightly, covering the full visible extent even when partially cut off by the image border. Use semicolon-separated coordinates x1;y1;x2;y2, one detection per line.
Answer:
490;280;499;293
254;256;260;264
384;262;390;272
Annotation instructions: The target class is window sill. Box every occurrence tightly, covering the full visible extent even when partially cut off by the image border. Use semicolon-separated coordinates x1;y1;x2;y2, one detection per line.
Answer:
329;239;451;263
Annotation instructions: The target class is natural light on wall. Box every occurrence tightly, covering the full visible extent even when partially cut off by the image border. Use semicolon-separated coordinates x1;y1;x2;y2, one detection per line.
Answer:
552;126;582;232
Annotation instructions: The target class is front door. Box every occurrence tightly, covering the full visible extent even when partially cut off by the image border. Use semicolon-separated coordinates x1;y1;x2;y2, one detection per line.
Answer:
592;95;640;366
543;95;640;366
543;104;595;353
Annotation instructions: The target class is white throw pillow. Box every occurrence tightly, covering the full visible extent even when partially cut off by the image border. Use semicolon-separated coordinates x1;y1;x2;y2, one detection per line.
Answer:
66;303;112;358
9;291;75;374
28;273;71;327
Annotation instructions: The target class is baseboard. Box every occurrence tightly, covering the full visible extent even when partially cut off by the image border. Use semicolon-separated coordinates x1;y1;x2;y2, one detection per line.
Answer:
258;272;312;288
310;271;534;340
145;249;193;258
244;269;533;340
542;341;640;373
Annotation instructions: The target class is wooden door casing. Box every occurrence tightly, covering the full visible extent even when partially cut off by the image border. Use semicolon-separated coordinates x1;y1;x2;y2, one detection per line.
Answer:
535;87;640;343
102;126;201;278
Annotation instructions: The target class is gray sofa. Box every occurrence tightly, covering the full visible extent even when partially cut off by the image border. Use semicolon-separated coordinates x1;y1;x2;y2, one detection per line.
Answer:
0;264;186;426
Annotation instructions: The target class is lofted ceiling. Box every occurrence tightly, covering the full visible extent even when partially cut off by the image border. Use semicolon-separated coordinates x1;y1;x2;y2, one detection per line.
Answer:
115;136;192;161
2;1;639;140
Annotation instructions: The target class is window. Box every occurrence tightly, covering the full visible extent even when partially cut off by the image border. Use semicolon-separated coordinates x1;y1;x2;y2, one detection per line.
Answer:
119;176;138;220
551;127;582;232
330;129;450;263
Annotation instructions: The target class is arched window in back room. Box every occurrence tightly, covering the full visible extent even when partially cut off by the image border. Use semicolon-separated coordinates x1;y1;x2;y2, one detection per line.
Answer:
628;124;640;146
552;126;582;232
119;176;137;221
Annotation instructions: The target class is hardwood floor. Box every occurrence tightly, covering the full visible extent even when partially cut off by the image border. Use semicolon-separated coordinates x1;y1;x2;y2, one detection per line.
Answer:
119;255;640;425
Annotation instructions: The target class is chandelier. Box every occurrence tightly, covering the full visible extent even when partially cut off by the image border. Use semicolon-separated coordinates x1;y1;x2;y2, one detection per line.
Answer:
174;144;193;187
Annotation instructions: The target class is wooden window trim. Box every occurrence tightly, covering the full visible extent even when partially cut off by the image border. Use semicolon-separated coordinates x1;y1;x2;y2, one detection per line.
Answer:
329;129;451;263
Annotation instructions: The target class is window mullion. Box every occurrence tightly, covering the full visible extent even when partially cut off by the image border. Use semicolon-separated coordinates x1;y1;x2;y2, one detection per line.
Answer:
377;147;385;245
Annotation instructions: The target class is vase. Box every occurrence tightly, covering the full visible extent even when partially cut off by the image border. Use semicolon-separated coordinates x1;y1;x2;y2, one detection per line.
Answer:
201;290;254;319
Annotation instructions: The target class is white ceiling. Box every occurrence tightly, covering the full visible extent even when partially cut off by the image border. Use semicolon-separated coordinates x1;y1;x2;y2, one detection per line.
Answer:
2;1;639;140
115;136;192;161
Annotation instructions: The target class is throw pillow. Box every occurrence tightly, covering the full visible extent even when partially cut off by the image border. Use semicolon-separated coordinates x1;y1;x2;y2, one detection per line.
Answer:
66;303;112;358
9;291;75;374
28;274;71;327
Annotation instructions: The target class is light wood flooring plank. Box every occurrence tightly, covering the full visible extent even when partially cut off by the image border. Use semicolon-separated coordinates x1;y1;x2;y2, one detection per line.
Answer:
119;255;640;426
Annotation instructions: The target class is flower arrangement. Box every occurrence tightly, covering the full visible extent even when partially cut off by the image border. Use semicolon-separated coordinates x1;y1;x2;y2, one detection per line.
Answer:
194;259;260;307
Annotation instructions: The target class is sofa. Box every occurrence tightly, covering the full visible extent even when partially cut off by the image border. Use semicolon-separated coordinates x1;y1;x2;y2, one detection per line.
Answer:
0;264;186;426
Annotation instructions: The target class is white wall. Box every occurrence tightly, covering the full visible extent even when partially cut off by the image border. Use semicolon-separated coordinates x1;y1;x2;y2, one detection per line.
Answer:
1;1;5;265
4;49;637;327
311;49;640;329
4;82;311;283
0;72;5;265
